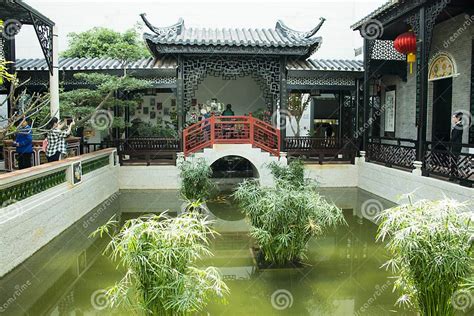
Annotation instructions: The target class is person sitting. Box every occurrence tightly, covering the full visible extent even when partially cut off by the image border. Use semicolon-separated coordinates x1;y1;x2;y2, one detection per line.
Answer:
13;117;33;170
222;104;235;116
45;117;75;162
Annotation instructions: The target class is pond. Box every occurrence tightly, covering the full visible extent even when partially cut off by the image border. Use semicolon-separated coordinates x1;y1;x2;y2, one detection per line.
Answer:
0;188;418;315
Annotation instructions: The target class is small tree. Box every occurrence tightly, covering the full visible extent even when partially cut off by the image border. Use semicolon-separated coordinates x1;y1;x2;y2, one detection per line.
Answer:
59;27;153;135
179;158;215;202
92;211;228;315
288;93;311;137
60;73;151;133
1;60;53;140
376;198;474;315
61;27;150;62
234;160;344;265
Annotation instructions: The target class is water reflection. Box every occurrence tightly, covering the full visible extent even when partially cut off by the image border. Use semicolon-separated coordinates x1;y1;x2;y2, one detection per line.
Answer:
0;188;419;316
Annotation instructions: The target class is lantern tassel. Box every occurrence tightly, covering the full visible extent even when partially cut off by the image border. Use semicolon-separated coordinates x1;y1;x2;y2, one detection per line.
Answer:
407;52;416;74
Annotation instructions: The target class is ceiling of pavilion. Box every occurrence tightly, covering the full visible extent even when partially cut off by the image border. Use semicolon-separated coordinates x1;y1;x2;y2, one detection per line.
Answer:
140;13;326;58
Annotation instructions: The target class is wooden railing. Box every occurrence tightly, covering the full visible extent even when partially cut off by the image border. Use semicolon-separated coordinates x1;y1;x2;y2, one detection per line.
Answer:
285;137;358;163
183;115;280;156
424;141;473;186
366;137;417;169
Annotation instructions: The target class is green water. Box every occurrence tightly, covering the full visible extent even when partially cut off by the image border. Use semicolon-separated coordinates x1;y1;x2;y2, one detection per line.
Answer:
0;188;419;315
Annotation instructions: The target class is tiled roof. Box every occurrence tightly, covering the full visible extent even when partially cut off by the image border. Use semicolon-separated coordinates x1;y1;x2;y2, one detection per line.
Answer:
15;57;363;73
144;26;320;48
288;59;364;72
141;14;325;57
15;57;177;71
351;0;399;30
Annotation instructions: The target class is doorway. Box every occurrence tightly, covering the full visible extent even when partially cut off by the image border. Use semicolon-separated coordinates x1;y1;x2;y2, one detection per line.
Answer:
431;77;453;143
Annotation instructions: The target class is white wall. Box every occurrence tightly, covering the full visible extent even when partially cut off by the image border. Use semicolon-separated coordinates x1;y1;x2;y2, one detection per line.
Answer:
0;157;119;277
194;75;266;116
356;158;473;205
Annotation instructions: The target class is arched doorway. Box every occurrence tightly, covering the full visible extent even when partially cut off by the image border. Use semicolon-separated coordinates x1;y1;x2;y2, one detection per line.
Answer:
429;53;457;143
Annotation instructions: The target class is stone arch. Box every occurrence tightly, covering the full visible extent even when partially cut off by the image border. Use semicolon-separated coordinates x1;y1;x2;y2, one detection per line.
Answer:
210;155;260;179
428;52;457;81
187;144;287;187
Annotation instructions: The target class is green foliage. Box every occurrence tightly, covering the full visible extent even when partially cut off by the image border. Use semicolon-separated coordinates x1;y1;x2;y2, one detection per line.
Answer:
135;121;178;138
234;160;343;265
288;93;310;137
61;27;150;61
92;211;228;315
376;198;474;315
60;73;151;129
179;159;215;202
268;159;306;188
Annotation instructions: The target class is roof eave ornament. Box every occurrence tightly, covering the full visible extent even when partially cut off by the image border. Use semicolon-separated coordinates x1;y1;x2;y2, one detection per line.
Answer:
275;17;326;40
140;13;184;37
304;17;326;38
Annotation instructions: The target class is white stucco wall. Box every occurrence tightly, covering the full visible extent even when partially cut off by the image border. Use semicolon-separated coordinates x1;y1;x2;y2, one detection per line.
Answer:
0;159;119;277
356;158;473;205
195;75;266;116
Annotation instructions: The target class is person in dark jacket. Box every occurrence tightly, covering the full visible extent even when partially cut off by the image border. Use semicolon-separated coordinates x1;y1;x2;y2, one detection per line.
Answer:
13;118;33;169
222;104;235;116
449;111;464;179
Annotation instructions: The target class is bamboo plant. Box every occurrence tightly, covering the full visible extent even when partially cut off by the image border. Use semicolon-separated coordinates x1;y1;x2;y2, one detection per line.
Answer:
376;198;474;315
234;160;344;265
178;158;215;202
92;210;228;315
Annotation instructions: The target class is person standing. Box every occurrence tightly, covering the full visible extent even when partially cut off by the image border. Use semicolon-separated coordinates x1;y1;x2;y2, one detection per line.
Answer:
46;117;75;162
13;118;33;169
449;112;463;180
222;104;235;116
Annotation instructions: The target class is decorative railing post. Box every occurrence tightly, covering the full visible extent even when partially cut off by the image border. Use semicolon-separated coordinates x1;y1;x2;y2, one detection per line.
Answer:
249;113;254;145
210;116;215;145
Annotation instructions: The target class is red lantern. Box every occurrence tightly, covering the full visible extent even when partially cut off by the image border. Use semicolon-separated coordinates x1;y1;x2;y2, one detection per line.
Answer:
394;31;417;74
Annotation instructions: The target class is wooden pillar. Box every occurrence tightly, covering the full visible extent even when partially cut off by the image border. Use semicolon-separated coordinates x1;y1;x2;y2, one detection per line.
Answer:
4;36;15;117
176;56;185;151
362;39;371;151
416;6;428;161
279;57;288;151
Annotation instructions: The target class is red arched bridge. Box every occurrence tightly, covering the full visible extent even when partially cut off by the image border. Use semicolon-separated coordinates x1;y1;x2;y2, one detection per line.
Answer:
183;115;280;156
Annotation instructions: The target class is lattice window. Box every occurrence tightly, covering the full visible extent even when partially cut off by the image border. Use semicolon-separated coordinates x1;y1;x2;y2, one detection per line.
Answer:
371;40;405;61
182;56;281;111
287;76;355;86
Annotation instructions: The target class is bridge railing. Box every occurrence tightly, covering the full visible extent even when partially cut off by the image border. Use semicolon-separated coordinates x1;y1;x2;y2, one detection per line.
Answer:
183;115;280;156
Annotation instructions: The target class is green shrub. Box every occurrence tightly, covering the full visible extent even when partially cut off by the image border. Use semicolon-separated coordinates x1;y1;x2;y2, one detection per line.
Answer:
234;178;344;265
268;159;306;188
376;198;474;315
92;210;228;315
179;158;215;202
